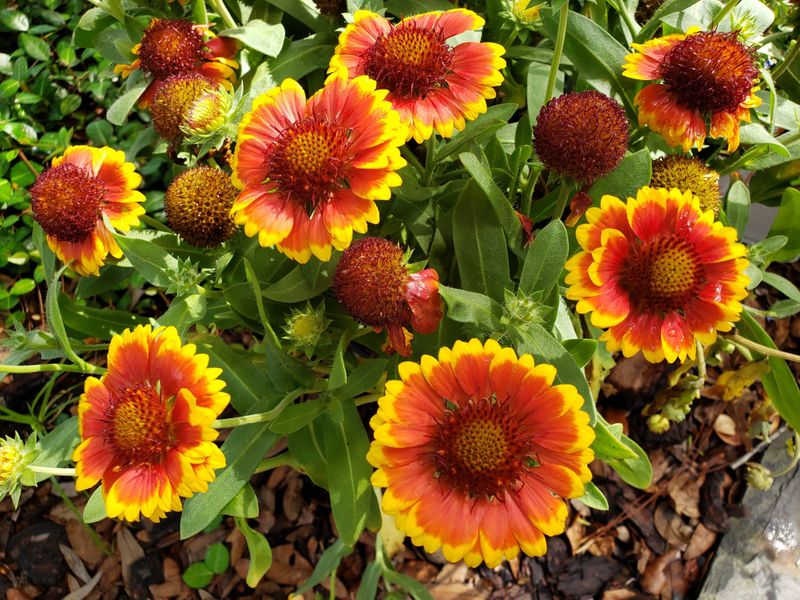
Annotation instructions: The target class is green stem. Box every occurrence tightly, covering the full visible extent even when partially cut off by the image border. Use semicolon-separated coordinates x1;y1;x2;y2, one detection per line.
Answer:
400;145;425;179
772;431;800;477
422;136;437;186
139;215;172;233
710;0;739;28
29;465;76;477
544;3;569;104
520;164;541;216
728;334;800;363
207;0;237;29
720;130;800;174
355;392;382;406
552;181;572;221
613;0;639;37
253;451;299;474
772;39;800;82
696;340;707;380
212;388;306;428
0;362;106;375
501;27;519;50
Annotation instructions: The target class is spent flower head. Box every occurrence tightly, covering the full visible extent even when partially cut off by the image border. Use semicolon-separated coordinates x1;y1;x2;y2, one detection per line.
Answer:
651;155;721;216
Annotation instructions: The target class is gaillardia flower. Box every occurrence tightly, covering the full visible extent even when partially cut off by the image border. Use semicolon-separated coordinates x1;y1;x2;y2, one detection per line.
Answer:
534;91;630;186
651;155;721;215
623;30;761;152
333;237;442;356
231;75;407;263
329;9;506;142
150;73;220;141
29;146;145;276
115;18;238;107
73;325;229;522
165;167;236;247
369;339;595;567
565;187;749;363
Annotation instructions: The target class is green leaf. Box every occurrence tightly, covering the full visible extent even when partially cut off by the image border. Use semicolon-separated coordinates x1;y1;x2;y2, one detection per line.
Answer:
519;219;568;297
9;278;35;295
86;120;114;146
591;416;638;460
158;294;206;335
726;180;750;238
539;9;635;110
736;311;800;433
334;359;387;400
204;544;230;575
235;516;272;587
183;563;214;589
762;272;800;303
19;33;50;61
527;62;563;121
180;402;278;539
636;0;702;41
114;234;179;288
46;265;81;365
288;421;328;488
765;187;800;263
437;104;518;161
0;10;29;31
452;180;510;302
82;488;108;523
3;122;37;144
320;399;373;546
588;150;652;203
383;569;434;600
576;481;609;510
604;432;653;489
60;294;147;340
270;400;324;434
356;561;382;600
295;539;352;595
263;264;332;303
106;77;148;126
220;20;285;57
265;0;330;32
459;151;524;251
739;123;789;157
515;325;597;424
563;339;597;368
222;484;259;518
439;285;504;331
35;417;78;476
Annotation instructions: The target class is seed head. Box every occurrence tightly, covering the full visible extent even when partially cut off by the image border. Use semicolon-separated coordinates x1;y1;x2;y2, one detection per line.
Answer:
138;18;205;80
651;155;721;216
151;73;215;141
164;167;236;247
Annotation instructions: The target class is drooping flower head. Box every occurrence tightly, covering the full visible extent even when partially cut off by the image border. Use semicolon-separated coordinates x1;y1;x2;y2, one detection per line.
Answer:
623;29;760;152
73;325;229;522
165;167;236;247
115;18;238;107
369;338;595;567
333;237;442;356
29;146;145;276
329;9;506;142
231;75;407;263
651;155;721;215
565;187;749;363
533;91;630;186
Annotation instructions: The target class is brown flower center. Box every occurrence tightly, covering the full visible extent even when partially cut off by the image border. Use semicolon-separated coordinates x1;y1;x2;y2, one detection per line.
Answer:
104;385;173;466
30;163;104;243
333;237;411;328
266;118;351;212
660;31;757;114
165;166;236;247
433;398;531;499
362;23;453;99
624;236;703;313
138;19;205;80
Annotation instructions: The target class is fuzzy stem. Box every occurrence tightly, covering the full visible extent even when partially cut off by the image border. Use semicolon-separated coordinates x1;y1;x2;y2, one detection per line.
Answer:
728;334;800;363
422;136;437;186
544;4;569;104
0;362;106;375
710;0;738;28
696;340;707;380
212;388;306;428
207;0;237;29
29;465;76;477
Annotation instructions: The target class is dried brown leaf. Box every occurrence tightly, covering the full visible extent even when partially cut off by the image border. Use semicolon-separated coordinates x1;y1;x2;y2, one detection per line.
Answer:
668;472;704;519
684;523;717;561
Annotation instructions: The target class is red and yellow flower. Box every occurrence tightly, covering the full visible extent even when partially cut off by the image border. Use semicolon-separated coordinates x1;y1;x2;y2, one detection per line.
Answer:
329;9;506;142
623;29;760;152
73;325;229;522
231;75;407;263
333;237;442;356
29;146;145;276
369;339;594;567
565;187;749;363
115;18;238;107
